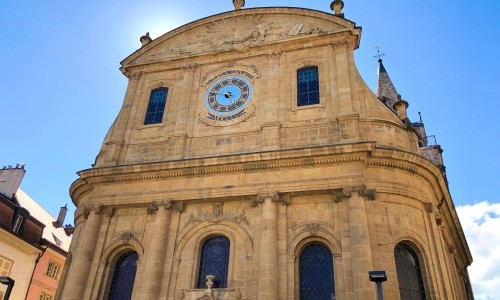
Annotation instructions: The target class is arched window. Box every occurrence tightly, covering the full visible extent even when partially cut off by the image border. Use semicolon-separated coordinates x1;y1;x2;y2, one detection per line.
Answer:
394;243;426;300
299;243;335;300
297;66;320;106
144;87;168;125
108;251;138;300
197;236;230;289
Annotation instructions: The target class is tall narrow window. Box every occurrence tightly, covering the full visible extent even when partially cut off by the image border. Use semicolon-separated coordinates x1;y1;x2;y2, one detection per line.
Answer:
395;243;426;300
144;87;168;125
108;251;138;300
297;66;320;106
299;243;335;300
46;261;60;279
197;236;230;289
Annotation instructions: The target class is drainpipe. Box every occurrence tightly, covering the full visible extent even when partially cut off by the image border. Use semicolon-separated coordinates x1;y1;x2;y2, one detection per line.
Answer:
25;239;48;300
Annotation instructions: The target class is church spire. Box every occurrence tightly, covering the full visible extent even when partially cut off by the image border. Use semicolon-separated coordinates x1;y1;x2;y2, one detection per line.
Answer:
375;49;399;110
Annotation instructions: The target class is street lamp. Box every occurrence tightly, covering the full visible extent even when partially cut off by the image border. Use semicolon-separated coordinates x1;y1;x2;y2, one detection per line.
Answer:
0;276;15;300
368;270;387;300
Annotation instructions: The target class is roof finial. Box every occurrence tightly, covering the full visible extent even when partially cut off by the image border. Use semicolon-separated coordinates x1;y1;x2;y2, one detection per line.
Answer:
374;46;385;62
418;111;423;123
233;0;245;10
330;0;345;16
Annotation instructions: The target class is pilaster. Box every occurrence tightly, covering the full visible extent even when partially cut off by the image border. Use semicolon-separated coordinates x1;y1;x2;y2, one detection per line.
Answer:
333;186;376;299
61;205;103;300
141;201;174;299
256;192;280;300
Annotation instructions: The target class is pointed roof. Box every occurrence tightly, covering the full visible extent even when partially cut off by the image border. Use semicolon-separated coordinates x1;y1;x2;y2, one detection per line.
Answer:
376;59;399;108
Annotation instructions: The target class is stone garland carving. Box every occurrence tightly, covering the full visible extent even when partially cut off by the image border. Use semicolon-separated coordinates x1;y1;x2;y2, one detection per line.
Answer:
183;202;249;228
332;185;376;202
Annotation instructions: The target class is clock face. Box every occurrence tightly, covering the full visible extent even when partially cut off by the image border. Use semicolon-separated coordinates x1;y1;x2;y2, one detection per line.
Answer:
204;75;253;117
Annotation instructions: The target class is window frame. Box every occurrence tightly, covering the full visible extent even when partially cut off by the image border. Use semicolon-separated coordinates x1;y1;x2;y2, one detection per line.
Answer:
394;242;428;300
296;66;321;107
143;87;169;126
298;242;335;300
46;261;60;279
196;235;230;289
107;251;139;300
290;61;327;112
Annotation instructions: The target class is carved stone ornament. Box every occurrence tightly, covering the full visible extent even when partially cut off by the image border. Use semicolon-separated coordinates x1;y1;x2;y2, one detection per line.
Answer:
235;289;242;300
184;205;249;228
233;0;245;10
332;188;351;203
306;223;321;235
250;196;265;207
120;232;136;243
147;202;159;214
273;194;291;206
177;289;185;300
330;0;345;15
358;185;376;201
103;206;116;217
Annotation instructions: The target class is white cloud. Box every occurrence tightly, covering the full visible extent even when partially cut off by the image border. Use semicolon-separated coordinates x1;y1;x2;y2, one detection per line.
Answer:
457;201;500;300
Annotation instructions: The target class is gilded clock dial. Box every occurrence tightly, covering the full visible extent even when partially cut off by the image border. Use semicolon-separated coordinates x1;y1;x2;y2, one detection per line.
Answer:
204;75;253;116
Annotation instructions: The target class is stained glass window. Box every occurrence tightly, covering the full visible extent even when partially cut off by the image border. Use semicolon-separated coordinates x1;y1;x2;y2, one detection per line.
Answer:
299;243;335;300
197;236;230;289
108;251;138;300
395;243;426;300
297;66;320;106
144;87;168;125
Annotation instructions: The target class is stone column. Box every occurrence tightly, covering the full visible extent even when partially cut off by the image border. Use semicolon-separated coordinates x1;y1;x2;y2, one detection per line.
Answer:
141;201;172;300
257;193;279;300
347;186;375;299
62;205;103;300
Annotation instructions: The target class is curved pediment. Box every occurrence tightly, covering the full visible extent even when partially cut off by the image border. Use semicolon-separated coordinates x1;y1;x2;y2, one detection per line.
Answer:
121;7;360;69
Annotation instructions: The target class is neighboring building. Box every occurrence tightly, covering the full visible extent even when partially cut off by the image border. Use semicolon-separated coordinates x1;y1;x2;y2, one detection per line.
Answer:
20;191;71;300
59;1;473;300
0;165;44;300
0;166;71;300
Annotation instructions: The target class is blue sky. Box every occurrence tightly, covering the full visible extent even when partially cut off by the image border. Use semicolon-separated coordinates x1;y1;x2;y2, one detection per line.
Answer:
1;1;499;298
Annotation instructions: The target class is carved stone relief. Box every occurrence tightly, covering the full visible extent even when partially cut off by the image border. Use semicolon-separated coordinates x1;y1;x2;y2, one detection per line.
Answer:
184;202;249;228
136;14;348;63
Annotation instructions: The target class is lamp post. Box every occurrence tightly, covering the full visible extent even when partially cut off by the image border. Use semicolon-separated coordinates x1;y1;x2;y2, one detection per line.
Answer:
0;276;15;300
368;270;387;300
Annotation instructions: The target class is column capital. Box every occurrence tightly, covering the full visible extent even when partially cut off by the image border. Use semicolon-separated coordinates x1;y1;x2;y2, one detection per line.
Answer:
252;192;280;207
332;185;376;202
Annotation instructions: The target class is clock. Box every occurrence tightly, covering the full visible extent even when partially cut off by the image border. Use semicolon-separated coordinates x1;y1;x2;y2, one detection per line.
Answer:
204;74;253;118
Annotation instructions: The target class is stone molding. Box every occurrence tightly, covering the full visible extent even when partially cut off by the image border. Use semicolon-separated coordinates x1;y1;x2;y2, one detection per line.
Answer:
331;185;376;202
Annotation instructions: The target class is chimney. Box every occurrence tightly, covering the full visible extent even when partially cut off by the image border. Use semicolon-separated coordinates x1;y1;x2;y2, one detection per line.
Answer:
0;164;26;199
53;204;68;228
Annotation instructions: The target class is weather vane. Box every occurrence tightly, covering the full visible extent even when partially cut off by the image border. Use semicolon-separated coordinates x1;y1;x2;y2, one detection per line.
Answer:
374;46;385;62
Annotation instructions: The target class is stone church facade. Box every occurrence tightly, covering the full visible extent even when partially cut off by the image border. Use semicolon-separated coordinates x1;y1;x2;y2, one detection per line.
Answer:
57;2;473;299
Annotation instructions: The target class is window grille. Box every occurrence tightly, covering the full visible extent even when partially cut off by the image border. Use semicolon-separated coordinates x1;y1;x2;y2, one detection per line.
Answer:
395;243;426;300
299;243;335;300
297;67;320;106
108;251;138;300
197;236;230;289
144;88;168;125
